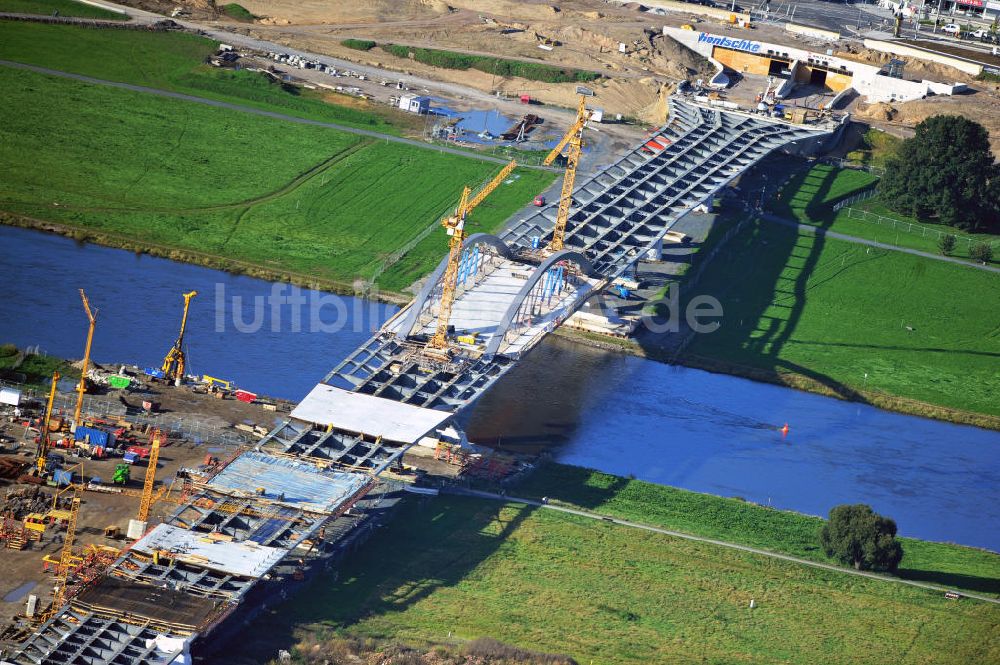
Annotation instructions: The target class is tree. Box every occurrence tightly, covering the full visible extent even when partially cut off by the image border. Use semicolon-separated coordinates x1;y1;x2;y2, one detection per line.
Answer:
938;233;956;256
819;504;903;572
971;242;995;264
880;115;1000;232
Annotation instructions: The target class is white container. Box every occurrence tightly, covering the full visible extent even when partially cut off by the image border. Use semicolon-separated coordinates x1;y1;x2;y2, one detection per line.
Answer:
0;387;21;406
127;519;147;539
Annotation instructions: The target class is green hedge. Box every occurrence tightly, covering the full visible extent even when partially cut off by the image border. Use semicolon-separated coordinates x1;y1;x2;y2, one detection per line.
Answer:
341;39;376;51
380;43;600;83
221;3;253;21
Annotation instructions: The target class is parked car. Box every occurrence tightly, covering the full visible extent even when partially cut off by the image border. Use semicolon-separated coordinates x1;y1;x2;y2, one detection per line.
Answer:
942;23;962;35
968;29;987;40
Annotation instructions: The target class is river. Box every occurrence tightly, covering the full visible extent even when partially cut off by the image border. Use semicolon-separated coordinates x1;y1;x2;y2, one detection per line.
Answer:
2;225;998;549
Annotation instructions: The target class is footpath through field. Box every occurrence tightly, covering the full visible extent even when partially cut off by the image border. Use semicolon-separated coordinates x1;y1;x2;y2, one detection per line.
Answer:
0;59;558;171
761;212;1000;274
446;487;1000;605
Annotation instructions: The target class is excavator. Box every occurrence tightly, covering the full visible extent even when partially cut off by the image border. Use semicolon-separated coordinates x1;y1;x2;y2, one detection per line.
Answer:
161;290;197;384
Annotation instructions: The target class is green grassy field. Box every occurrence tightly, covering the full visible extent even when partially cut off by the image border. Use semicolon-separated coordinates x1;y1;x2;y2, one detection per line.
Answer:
771;164;999;265
245;495;1000;665
0;21;414;133
0;67;551;291
516;463;1000;597
681;217;1000;418
0;0;127;19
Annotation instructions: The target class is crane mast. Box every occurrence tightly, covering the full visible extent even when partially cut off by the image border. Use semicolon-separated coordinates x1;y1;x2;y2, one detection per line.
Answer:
73;289;97;430
162;290;198;383
427;159;517;352
36;371;60;477
543;96;590;252
136;430;162;523
47;494;81;618
429;187;472;351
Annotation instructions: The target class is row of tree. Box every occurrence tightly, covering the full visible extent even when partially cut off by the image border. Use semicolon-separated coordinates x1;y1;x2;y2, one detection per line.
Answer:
379;44;601;84
880;115;999;233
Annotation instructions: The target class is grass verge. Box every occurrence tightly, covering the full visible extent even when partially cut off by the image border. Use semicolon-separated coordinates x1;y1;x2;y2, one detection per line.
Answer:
0;67;552;294
845;127;901;168
681;216;1000;418
243;495;1000;665
0;345;79;387
0;0;127;19
220;2;253;22
515;462;1000;597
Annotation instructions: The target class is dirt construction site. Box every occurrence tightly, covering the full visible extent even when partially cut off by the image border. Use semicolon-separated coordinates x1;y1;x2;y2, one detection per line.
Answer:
104;0;1000;152
0;374;292;643
0;362;511;651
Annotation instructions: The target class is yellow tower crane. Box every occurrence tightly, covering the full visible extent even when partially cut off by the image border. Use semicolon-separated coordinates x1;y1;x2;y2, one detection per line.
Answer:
47;494;81;619
36;371;60;477
162;290;198;383
428;159;517;352
542;96;591;252
136;429;162;523
73;289;97;430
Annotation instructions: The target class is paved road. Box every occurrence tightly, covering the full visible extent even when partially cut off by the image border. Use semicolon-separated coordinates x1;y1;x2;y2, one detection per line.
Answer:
749;0;893;33
0;59;562;170
762;212;1000;274
445;486;1000;605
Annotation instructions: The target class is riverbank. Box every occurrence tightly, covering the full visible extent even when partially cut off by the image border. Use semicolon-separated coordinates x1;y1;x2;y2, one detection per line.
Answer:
0;212;411;306
553;327;1000;431
232;480;1000;665
9;206;997;431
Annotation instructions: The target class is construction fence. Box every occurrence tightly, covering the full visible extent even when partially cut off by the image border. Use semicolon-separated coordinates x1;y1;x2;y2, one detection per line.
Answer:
1;379;254;448
838;206;1000;252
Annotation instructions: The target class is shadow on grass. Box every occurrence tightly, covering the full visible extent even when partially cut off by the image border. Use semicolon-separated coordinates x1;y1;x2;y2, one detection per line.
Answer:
226;496;539;663
645;157;878;403
898;567;1000;596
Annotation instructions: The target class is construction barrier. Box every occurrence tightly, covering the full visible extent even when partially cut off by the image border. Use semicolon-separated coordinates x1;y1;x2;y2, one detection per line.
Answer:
785;23;840;41
637;0;751;24
864;39;984;76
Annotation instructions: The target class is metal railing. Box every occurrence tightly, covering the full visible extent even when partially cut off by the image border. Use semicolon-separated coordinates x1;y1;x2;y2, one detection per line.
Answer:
832;186;879;212
839;207;1000;251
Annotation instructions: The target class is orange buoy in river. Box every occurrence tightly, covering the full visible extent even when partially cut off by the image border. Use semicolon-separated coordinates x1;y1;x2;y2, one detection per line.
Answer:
780;424;789;438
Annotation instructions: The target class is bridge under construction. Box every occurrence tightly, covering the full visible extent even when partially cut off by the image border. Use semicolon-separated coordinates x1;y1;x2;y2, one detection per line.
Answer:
6;97;842;665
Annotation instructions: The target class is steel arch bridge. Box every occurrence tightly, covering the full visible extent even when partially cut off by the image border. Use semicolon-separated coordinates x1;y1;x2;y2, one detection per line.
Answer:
8;98;845;665
312;97;841;414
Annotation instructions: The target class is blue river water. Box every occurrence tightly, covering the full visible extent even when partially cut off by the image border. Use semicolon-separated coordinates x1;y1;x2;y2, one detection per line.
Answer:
1;225;998;549
0;226;396;401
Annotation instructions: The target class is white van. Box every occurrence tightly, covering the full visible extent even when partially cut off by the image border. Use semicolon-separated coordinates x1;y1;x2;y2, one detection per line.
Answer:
942;23;962;35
